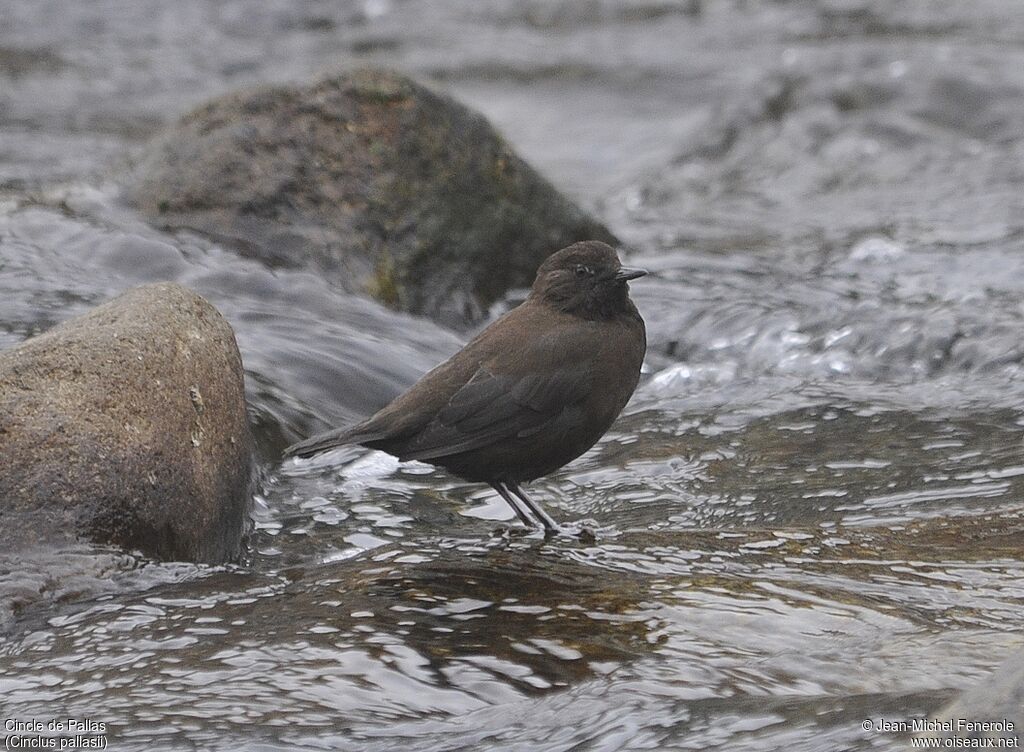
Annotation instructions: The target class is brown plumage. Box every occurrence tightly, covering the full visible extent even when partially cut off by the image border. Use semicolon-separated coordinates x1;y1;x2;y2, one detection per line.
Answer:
285;240;647;533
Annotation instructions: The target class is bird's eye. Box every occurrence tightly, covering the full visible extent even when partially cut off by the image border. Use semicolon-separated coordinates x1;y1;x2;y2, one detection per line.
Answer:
574;265;592;278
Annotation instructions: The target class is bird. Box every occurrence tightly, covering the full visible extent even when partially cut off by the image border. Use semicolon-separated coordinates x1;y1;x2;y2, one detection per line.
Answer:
285;240;647;535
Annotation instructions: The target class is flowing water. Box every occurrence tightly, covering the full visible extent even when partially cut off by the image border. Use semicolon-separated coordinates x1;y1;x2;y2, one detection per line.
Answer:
2;2;1024;750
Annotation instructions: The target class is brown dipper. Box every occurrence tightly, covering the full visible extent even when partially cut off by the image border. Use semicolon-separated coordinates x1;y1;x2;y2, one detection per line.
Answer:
285;240;647;534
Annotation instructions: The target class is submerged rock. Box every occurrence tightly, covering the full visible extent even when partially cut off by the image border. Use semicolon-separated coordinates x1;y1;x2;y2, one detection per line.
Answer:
0;283;254;563
126;68;616;328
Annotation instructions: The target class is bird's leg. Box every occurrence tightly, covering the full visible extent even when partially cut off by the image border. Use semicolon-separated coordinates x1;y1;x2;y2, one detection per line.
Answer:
491;482;537;528
507;482;561;535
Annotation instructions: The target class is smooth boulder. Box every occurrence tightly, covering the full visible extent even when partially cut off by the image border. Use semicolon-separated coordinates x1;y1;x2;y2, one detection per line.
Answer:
0;283;254;563
127;68;616;328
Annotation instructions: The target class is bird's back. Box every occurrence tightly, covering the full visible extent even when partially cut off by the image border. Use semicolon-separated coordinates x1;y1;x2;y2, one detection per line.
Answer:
363;299;645;482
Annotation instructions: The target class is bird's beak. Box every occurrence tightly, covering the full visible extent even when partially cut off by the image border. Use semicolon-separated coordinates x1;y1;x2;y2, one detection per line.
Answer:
614;267;647;282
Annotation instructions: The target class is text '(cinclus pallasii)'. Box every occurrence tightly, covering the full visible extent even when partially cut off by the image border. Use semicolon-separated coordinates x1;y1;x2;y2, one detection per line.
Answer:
284;240;647;535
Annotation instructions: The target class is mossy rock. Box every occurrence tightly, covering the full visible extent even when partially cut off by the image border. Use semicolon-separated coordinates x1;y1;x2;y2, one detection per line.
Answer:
127;68;616;328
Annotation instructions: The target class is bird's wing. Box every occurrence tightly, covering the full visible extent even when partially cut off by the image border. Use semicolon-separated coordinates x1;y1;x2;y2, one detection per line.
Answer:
396;365;592;462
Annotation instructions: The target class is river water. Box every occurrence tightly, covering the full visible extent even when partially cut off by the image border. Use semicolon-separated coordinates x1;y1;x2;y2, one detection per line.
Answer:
2;1;1024;750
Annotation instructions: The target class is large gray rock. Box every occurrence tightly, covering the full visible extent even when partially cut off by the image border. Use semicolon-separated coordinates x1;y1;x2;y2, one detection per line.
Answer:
126;68;616;328
0;283;254;563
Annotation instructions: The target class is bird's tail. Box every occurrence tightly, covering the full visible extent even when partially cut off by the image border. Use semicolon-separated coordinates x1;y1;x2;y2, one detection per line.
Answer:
283;427;356;458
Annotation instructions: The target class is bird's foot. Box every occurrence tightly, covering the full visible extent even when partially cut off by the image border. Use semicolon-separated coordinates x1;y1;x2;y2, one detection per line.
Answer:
576;526;597;544
538;521;598;543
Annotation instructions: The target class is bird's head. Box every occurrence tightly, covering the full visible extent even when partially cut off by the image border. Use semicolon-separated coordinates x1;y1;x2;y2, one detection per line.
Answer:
530;241;646;319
